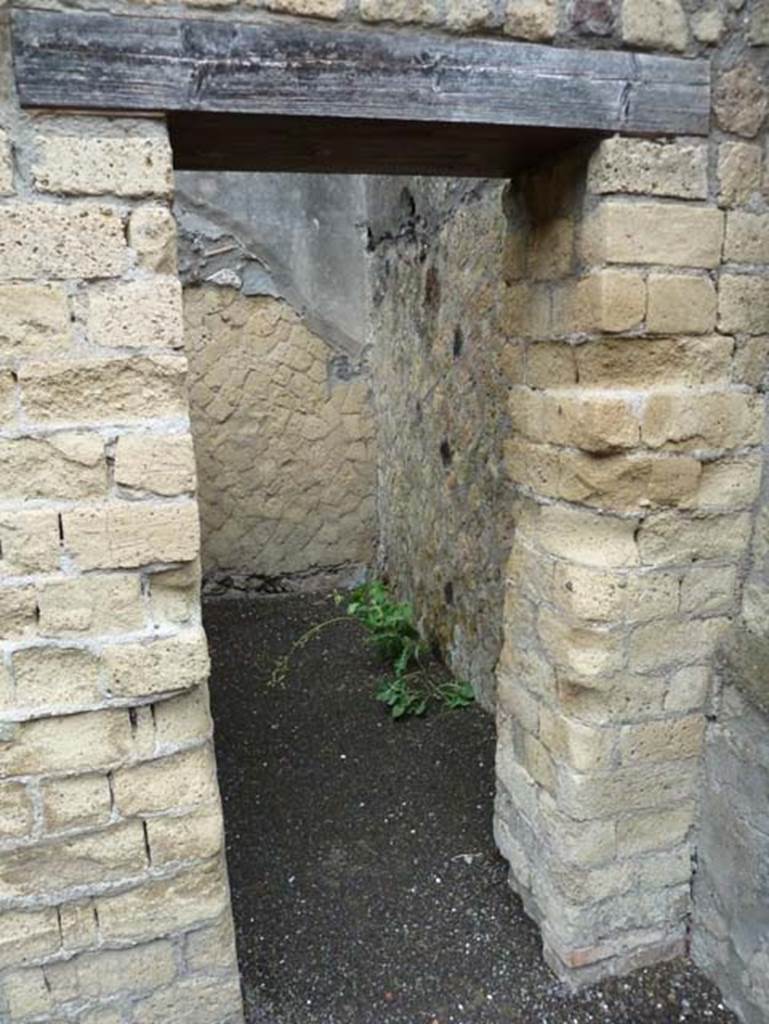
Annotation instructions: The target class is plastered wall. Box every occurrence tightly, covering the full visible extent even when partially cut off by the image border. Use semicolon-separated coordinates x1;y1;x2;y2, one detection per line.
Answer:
2;0;769;1021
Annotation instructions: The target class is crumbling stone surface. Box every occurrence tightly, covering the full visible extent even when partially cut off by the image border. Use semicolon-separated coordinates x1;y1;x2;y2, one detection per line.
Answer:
264;0;346;17
0;283;71;357
360;0;442;24
0;202;129;279
446;0;499;32
714;62;769;138
504;0;558;40
621;0;689;51
32;134;173;197
587;138;708;200
128;204;178;274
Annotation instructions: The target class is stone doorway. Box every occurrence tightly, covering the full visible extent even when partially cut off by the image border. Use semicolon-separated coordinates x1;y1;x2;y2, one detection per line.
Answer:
3;5;768;1024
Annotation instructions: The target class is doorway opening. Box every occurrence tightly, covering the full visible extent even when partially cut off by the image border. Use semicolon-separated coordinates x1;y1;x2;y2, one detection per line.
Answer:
179;169;519;1021
178;168;732;1023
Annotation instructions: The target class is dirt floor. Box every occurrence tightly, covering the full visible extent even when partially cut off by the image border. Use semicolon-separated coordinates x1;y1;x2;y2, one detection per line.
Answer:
205;593;737;1024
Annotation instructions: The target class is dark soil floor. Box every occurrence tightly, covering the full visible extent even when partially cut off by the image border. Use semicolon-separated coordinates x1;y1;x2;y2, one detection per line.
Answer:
205;593;736;1024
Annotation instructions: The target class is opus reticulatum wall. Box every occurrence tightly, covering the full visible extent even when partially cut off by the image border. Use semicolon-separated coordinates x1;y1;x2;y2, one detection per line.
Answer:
1;0;769;1022
184;287;377;591
175;172;378;592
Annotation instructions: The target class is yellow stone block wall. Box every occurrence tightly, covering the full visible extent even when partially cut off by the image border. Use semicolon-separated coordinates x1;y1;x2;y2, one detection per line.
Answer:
494;57;769;978
0;16;243;1024
364;3;769;980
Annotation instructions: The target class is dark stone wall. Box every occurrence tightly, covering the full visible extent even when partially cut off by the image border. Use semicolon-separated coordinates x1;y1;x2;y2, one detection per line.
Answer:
692;636;769;1024
366;177;517;710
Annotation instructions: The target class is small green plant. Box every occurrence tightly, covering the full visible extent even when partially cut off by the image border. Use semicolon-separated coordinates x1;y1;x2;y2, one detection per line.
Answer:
437;678;476;710
340;579;475;720
268;579;475;720
344;579;425;674
376;675;428;719
376;675;475;719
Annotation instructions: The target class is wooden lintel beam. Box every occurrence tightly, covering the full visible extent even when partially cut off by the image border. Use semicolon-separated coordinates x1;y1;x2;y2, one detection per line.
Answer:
169;112;599;177
11;9;710;138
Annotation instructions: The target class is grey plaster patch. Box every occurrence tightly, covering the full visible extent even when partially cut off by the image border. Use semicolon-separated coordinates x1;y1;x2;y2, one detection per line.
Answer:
174;171;369;359
693;645;769;1024
241;265;281;298
717;628;769;719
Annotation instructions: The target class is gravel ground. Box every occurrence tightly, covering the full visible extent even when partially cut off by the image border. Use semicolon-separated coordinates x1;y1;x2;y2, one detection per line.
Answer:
205;593;736;1024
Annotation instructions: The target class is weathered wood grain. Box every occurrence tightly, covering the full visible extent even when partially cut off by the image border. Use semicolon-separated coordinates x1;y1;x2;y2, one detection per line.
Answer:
12;9;710;137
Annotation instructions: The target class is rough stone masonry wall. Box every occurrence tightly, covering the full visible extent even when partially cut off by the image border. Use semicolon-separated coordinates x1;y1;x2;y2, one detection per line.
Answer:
176;173;377;591
367;177;515;711
369;128;765;984
0;12;243;1024
691;176;769;1017
490;0;769;985
692;638;769;1024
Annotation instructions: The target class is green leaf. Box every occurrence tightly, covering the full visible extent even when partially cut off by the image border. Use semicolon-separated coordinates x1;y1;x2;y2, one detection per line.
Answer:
439;679;475;709
344;579;475;723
